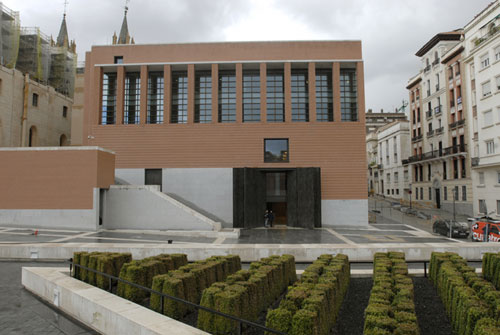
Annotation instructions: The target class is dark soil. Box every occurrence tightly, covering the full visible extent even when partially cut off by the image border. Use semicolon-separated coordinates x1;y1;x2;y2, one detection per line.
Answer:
412;277;453;335
332;278;373;335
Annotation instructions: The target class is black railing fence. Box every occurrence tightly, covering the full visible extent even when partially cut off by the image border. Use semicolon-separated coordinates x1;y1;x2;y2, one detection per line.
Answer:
67;260;287;335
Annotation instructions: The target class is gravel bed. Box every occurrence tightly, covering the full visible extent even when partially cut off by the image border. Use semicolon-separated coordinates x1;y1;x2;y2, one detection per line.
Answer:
412;277;453;335
332;278;373;335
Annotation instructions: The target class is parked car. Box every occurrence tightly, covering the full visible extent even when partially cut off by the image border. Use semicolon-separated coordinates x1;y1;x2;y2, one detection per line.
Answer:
432;220;470;238
471;217;500;242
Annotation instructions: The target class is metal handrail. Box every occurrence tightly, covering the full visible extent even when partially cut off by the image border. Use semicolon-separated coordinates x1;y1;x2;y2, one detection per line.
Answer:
67;260;287;335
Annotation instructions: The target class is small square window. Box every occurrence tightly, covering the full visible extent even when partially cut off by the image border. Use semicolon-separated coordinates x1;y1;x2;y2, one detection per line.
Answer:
62;106;68;118
32;93;38;106
264;139;289;163
114;56;124;64
497;171;500;184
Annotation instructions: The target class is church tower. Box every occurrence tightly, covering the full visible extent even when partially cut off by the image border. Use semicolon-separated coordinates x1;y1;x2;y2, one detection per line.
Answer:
113;1;134;45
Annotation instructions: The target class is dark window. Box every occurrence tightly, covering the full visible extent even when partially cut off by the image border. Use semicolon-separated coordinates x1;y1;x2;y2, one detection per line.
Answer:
171;71;188;124
428;164;431;181
101;73;117;125
462;185;467;201
62;106;68;118
461;157;466;178
195;71;212;123
291;69;309;122
218;70;236;123
444;186;447;200
419;165;423;182
429;187;432;200
114;56;123;64
32;93;38;106
454;186;458;200
443;162;447;180
420;187;423;200
416;187;419;199
266;70;284;122
147;72;164;124
243;70;260;122
264;139;289;163
340;69;358;121
316;68;333;121
453;159;458;179
124;72;141;124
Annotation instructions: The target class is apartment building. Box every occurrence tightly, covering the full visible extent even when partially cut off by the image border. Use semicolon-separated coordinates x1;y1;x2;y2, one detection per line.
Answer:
367;121;410;201
407;31;473;215
81;40;368;229
463;0;500;218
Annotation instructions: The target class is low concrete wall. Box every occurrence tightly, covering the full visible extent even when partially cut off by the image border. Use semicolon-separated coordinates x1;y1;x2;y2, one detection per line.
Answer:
0;188;100;231
103;185;219;231
4;241;500;262
22;267;208;335
322;199;369;227
163;168;233;227
115;168;145;185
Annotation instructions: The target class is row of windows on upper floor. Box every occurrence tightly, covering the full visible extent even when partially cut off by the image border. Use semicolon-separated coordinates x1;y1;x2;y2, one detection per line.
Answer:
100;68;358;125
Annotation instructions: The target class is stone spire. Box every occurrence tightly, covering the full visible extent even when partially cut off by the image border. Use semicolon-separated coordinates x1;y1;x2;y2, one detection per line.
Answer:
56;13;69;47
114;2;132;45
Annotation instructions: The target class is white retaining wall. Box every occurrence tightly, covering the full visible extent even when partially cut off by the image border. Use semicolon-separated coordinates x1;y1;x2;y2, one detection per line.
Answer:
22;267;208;335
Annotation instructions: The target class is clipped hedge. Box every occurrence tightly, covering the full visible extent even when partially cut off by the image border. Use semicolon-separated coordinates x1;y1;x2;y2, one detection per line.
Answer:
198;254;296;335
482;253;500;290
73;251;132;289
265;254;350;335
363;252;419;335
429;252;500;335
117;253;187;303
150;255;241;319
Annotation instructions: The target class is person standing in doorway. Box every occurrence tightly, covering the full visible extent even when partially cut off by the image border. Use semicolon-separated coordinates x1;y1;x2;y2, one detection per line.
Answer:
264;210;269;227
268;210;275;227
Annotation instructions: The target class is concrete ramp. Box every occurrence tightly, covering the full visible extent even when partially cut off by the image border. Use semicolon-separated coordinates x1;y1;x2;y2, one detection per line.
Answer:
103;185;221;231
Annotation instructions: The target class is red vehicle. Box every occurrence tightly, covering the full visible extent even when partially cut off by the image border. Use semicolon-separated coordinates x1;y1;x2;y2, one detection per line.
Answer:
472;217;500;242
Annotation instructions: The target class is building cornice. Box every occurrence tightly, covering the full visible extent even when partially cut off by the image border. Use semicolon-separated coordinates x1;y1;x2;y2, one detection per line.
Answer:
441;45;464;64
415;32;463;57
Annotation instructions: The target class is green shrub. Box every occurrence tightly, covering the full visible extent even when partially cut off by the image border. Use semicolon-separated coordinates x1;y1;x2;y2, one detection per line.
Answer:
117;253;187;303
265;308;292;335
199;254;297;335
152;255;242;320
473;317;500;335
264;254;349;335
364;252;420;335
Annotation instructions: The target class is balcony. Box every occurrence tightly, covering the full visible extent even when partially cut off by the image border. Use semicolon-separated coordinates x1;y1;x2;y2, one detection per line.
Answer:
474;25;500;48
449;121;458;129
402;159;409;165
472;157;479;167
424;65;431;73
411;134;423;142
434;105;442;115
407;144;467;164
435;126;444;135
436;84;440;91
427;90;431;97
432;58;440;66
426;110;433;119
443;144;467;156
377;164;383;170
427;129;435;137
450;119;465;129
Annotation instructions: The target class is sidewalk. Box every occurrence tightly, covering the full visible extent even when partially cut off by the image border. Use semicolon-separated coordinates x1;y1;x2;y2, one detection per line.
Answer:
369;197;470;235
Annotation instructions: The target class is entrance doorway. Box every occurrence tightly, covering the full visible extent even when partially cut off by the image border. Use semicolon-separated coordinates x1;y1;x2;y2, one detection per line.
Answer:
145;169;162;191
233;167;321;229
435;188;441;209
266;172;287;226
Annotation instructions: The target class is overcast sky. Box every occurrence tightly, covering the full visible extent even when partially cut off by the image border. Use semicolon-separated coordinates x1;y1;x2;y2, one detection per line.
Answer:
4;0;493;113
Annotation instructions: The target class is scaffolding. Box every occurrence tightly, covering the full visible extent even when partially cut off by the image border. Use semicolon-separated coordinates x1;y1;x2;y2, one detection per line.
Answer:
0;2;20;68
17;27;51;83
49;45;76;98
